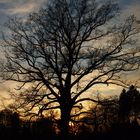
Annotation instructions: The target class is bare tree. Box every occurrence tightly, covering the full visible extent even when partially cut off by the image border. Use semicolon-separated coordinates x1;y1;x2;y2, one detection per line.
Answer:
1;0;140;138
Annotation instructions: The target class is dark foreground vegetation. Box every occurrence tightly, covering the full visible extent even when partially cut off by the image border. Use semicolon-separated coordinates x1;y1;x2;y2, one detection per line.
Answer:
0;85;140;140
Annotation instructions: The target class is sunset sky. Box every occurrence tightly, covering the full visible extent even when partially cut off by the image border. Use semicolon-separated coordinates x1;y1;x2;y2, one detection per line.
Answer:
0;0;140;105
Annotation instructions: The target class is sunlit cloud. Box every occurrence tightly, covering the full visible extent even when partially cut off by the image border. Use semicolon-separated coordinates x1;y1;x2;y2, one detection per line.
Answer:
6;3;39;15
1;0;45;16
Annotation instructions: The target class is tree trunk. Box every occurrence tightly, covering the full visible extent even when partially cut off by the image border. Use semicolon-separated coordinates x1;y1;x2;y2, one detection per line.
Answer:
60;106;71;139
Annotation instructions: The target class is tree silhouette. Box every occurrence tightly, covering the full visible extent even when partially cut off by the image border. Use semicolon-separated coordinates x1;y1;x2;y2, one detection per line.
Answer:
119;85;140;123
0;109;21;138
1;0;140;138
78;96;119;134
0;109;15;127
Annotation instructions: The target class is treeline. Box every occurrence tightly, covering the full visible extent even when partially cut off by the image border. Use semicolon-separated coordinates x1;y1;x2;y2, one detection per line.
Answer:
0;85;140;140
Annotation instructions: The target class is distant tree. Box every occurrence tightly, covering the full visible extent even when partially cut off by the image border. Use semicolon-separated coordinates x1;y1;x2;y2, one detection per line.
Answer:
31;117;56;139
0;109;13;127
1;0;140;138
79;96;119;134
0;109;20;129
119;85;140;123
11;112;20;130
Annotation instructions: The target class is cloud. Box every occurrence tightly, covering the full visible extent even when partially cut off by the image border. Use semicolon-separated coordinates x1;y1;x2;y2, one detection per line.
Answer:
0;0;46;20
0;0;46;38
1;0;45;16
6;2;39;15
119;0;140;7
118;0;140;20
124;4;140;19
